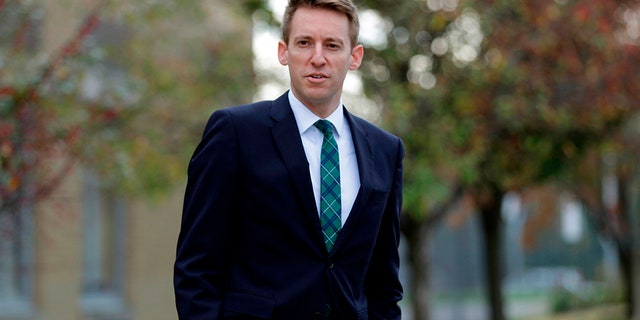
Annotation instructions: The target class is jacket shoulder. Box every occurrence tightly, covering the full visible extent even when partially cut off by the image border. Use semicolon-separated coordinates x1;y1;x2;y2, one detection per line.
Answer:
349;113;402;144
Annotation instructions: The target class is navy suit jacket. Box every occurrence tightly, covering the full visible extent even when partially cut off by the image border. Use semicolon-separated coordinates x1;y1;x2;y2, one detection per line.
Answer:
174;92;404;319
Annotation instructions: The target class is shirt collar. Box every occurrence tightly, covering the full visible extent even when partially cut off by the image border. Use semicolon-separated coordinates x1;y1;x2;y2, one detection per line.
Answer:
288;90;345;138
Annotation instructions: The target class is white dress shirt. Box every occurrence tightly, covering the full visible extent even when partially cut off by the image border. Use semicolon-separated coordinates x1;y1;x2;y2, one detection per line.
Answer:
288;91;360;226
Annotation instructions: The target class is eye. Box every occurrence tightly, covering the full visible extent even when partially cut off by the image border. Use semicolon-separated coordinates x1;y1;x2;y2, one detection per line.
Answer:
326;42;342;50
298;40;311;47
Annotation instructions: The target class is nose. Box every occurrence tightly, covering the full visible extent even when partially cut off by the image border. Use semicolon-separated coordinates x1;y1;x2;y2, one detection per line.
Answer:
310;46;326;66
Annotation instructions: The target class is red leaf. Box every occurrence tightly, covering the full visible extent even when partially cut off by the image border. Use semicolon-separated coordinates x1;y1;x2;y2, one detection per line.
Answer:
0;86;17;96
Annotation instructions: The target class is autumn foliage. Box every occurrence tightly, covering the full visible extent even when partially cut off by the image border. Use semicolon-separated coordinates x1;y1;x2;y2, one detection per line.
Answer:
1;1;256;215
359;0;640;319
0;2;103;213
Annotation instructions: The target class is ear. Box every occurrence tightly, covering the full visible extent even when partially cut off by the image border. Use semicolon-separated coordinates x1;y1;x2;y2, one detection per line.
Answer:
348;44;364;71
278;40;289;66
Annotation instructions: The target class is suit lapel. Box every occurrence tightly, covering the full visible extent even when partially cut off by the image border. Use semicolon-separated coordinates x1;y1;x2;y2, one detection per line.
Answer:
269;93;324;240
335;110;376;244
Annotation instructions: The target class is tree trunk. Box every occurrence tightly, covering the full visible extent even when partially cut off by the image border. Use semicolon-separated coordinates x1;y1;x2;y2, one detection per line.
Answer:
618;240;634;318
633;249;640;320
400;185;465;320
631;170;640;320
403;214;432;320
617;175;635;318
476;185;506;320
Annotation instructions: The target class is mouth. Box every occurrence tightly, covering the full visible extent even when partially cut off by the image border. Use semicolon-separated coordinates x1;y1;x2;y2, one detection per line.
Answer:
307;73;329;80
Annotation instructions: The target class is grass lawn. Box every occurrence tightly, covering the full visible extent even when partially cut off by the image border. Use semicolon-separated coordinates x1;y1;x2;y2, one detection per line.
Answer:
518;304;625;320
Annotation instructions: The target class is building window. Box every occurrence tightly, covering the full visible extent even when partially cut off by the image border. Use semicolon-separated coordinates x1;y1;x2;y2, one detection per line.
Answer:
81;171;129;319
0;207;35;319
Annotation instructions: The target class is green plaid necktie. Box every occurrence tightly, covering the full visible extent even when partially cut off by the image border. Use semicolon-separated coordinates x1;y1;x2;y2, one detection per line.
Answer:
314;120;341;252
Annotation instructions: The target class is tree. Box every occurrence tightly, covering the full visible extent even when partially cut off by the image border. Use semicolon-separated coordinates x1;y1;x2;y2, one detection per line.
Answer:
566;113;640;318
1;0;254;217
1;0;102;215
358;0;640;319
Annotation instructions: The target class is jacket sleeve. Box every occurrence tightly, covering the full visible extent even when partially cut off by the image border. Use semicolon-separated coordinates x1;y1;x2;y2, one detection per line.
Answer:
365;136;405;320
174;109;238;320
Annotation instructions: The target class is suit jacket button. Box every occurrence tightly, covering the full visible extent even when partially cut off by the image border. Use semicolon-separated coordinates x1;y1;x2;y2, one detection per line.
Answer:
328;262;334;269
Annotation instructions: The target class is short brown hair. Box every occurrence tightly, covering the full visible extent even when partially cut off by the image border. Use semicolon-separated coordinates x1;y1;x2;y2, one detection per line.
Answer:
281;0;360;48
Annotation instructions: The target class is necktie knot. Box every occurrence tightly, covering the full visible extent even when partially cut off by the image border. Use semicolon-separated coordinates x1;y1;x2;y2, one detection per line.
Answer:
314;119;334;139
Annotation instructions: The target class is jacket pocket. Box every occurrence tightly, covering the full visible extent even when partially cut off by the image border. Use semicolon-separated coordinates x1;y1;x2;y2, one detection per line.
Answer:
221;290;275;319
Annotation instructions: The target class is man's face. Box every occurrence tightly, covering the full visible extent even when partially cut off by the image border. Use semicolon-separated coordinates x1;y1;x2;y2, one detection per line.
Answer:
278;7;363;115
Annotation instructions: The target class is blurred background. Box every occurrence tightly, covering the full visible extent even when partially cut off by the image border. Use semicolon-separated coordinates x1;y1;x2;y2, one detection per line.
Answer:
1;0;639;319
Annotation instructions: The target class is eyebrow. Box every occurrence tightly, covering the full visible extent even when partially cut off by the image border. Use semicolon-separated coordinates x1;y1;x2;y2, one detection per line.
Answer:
324;37;346;46
293;35;346;46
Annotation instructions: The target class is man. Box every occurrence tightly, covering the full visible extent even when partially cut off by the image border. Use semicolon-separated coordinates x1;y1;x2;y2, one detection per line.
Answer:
174;0;404;319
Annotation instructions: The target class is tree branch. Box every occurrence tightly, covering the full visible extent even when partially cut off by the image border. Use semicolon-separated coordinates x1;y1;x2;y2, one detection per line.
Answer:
38;1;105;86
425;183;465;226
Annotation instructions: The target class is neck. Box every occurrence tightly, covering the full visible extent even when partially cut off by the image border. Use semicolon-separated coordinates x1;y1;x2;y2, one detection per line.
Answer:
289;90;341;119
308;104;339;119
